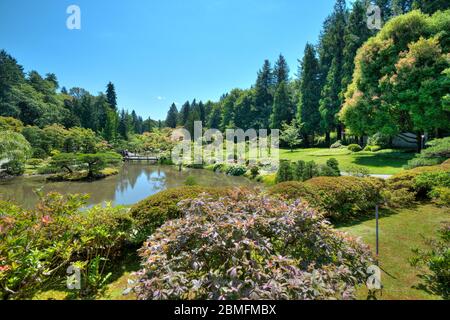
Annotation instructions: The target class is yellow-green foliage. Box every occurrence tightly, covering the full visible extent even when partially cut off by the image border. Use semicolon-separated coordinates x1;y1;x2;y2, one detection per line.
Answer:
129;186;230;243
268;176;384;222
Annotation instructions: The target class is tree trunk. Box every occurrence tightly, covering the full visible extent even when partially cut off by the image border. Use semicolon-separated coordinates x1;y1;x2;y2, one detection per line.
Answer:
325;132;331;147
336;125;342;141
416;132;423;154
359;136;364;146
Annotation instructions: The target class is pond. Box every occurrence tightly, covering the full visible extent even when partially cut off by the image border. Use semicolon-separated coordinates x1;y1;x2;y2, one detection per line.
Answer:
0;163;255;208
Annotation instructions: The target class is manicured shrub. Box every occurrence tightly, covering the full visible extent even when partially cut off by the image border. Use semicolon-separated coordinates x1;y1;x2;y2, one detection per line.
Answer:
387;163;450;200
129;186;230;244
0;193;133;299
429;187;450;207
249;165;260;179
302;160;319;181
133;189;373;300
326;158;340;175
381;188;416;208
406;137;450;169
330;140;345;149
370;145;382;152
268;176;384;222
225;164;247;176
275;160;293;183
346;165;370;177
292;160;305;181
410;224;450;300
347;144;363;152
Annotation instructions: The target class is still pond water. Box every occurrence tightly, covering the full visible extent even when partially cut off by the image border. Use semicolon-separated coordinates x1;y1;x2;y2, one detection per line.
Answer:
0;163;254;208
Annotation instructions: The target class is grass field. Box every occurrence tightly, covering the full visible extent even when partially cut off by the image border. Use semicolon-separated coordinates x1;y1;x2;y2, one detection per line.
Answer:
338;204;449;300
278;148;416;175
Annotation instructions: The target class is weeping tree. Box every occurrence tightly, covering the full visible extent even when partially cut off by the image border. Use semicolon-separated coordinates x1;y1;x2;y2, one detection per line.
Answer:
0;131;31;175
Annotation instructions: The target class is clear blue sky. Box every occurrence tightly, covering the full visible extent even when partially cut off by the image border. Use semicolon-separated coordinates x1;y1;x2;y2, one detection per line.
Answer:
0;0;337;120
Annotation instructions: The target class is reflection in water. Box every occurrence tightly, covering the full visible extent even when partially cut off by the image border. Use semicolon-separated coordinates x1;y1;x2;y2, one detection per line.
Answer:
0;163;254;208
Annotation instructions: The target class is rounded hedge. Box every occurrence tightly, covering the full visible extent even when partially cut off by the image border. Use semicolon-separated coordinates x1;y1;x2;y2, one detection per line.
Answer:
268;176;384;222
347;144;363;152
129;186;230;243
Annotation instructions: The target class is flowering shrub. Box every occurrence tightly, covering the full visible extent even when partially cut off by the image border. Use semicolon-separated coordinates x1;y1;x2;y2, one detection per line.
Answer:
133;189;373;300
0;193;133;299
129;186;230;244
225;164;247;176
268;177;384;222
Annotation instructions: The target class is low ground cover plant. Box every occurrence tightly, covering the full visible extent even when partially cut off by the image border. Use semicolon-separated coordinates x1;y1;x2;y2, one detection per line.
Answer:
133;189;373;300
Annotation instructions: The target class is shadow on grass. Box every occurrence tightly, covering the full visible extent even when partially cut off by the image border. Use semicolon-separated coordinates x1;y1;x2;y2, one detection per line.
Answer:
351;151;415;170
333;204;420;229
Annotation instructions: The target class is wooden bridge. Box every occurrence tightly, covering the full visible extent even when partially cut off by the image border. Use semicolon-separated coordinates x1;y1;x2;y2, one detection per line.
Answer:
123;152;159;162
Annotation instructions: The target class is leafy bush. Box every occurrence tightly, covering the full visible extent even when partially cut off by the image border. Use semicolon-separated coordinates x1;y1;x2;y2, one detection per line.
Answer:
381;188;416;208
347;144;363;152
129;186;229;244
429;187;450;207
276;160;293;183
387;163;450;201
225;164;247;176
133;189;373;300
367;133;390;148
0;193;133;299
26;158;44;167
268;177;384;222
410;224;450;300
406;137;450;169
249;165;260;179
330;140;345;149
184;175;198;186
302;160;319;181
326;158;340;176
346;165;370;177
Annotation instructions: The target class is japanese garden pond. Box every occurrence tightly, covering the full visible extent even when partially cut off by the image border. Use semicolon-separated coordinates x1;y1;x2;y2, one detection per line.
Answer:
0;163;254;208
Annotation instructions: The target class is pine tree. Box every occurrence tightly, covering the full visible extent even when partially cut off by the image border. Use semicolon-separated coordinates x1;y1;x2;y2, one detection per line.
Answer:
178;101;191;126
165;103;179;128
253;60;274;129
412;0;449;14
318;0;347;145
342;0;374;98
270;82;292;129
185;104;201;138
297;43;321;145
207;104;222;129
273;54;290;86
106;82;117;110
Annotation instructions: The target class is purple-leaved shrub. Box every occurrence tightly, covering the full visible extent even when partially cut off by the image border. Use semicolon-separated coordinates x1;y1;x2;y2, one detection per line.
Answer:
133;189;373;300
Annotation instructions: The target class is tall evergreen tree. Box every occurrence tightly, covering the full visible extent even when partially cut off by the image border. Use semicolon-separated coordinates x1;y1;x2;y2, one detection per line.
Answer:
207;104;222;129
270;81;292;129
253;60;274;129
178;101;191;126
342;0;374;98
106;82;117;110
165;103;179;128
297;43;321;145
318;0;347;144
412;0;449;13
273;54;290;86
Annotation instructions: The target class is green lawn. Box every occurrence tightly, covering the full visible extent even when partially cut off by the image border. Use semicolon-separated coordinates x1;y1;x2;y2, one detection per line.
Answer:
338;204;450;300
278;148;415;175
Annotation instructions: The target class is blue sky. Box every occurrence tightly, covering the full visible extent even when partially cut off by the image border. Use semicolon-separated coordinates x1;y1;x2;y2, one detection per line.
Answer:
0;0;337;120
